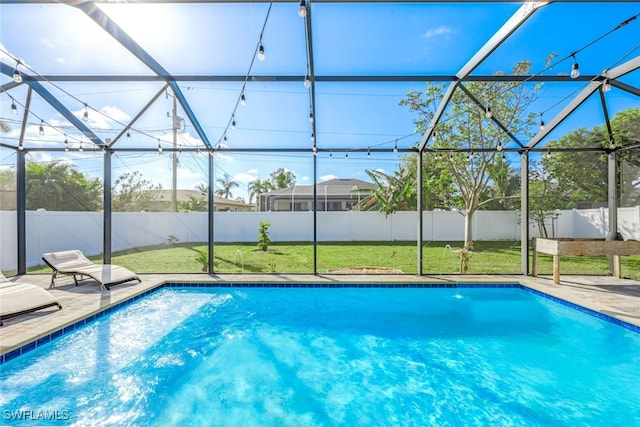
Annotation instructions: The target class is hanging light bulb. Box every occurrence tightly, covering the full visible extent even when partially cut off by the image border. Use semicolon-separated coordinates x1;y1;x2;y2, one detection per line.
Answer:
11;98;17;115
367;147;371;158
309;112;314;123
12;61;22;83
312;145;317;156
231;116;236;130
304;75;311;88
39;120;44;136
298;0;307;18
329;150;333;158
240;93;246;106
258;44;265;61
546;147;551;159
158;140;163;154
497;141;503;152
570;55;580;79
64;136;69;152
78;141;84;152
603;78;611;92
393;140;398;153
126;131;131;141
485;107;492;119
18;142;24;151
609;139;616;150
345;152;349;160
502;151;506;160
539;114;545;131
82;104;89;121
223;135;228;144
310;133;315;143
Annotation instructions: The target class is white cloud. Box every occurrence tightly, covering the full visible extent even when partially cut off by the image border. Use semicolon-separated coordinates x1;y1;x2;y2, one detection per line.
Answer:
424;26;453;39
101;105;131;123
300;176;309;182
234;171;258;184
177;167;203;180
319;174;337;182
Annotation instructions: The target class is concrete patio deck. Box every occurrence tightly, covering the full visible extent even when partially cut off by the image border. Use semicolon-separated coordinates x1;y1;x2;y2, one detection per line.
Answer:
2;272;640;359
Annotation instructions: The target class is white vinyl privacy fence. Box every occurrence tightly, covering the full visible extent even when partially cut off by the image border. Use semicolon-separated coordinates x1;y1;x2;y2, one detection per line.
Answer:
1;207;639;269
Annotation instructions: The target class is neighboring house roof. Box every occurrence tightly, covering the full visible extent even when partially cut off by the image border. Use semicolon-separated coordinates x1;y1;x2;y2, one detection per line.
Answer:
263;178;375;197
154;189;252;207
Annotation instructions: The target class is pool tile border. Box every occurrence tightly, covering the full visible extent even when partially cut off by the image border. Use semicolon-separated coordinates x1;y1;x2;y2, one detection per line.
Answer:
2;282;638;365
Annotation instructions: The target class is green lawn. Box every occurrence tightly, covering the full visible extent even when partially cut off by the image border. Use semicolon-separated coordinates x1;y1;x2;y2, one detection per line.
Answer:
28;241;640;280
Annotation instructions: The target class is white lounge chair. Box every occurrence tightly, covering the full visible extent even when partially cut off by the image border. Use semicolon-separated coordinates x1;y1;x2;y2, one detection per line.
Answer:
0;271;62;326
42;250;141;291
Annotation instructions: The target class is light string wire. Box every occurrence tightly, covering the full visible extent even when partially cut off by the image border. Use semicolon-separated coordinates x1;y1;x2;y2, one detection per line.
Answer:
215;2;274;149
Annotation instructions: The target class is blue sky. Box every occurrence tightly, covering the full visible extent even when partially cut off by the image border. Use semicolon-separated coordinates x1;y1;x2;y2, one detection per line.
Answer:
1;1;639;202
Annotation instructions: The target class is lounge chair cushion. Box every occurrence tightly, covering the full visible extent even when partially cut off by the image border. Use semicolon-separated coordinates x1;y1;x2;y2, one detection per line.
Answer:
42;250;140;290
0;272;62;325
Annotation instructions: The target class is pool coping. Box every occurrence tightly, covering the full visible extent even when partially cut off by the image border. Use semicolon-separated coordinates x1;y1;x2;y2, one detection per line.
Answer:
2;278;639;365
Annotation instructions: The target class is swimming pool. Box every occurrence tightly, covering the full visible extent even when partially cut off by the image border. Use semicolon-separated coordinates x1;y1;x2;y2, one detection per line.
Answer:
1;286;639;426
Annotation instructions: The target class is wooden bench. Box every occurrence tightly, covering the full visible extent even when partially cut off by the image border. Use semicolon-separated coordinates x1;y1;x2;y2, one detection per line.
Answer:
532;238;640;284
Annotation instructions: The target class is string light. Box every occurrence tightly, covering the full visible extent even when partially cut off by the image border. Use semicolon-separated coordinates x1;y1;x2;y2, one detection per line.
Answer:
157;140;163;154
240;94;246;106
12;60;22;83
309;112;314;123
223;135;228;144
304;75;311;88
570;54;580;79
78;141;84;152
393;139;398;153
10;97;17;115
602;78;611;92
345;152;349;160
39;120;44;136
126;131;131;141
18;142;24;151
367;147;370;158
539;114;545;131
64;136;69;152
298;0;307;18
609;138;616;150
312;145;317;156
546;147;552;159
485;107;493;119
310;133;315;143
497;141;503;152
82;104;89;121
258;43;265;61
231;116;236;130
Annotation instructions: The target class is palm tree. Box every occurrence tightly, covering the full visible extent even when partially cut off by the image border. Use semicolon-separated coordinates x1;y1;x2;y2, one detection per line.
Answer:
215;175;239;199
195;182;208;195
248;178;274;208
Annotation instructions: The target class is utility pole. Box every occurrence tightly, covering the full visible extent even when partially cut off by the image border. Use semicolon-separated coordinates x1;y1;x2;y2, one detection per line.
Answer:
171;92;179;212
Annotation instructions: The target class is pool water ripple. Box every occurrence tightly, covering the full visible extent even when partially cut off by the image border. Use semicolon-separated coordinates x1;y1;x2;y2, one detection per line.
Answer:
1;287;639;426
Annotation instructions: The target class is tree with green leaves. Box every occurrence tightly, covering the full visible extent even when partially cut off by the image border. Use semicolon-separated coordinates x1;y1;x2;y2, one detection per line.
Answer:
542;107;640;207
112;170;161;212
178;196;207;212
269;168;296;189
26;161;103;211
400;60;541;245
248;178;274;208
528;161;563;238
215;174;239;199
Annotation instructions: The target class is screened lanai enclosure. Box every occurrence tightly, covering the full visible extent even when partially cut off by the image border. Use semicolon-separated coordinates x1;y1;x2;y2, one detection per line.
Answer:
1;1;639;278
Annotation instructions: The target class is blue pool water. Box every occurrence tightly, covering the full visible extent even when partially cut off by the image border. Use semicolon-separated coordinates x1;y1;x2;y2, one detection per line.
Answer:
1;286;639;426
